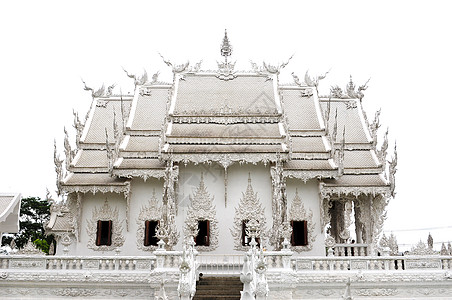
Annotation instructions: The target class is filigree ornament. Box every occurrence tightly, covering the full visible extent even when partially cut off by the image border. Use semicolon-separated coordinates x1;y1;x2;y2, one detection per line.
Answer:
183;173;219;251
410;240;437;256
288;189;317;252
54;141;64;196
165;153;287;167
216;61;237;81
162;161;179;249
270;157;287;250
230;174;267;251
86;199;125;251
123;68;148;86
13;237;44;255
136;189;162;251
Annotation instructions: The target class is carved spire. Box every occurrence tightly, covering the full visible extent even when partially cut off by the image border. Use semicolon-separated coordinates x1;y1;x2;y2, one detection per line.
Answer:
63;127;73;171
72;110;84;149
220;29;232;64
332;108;338;145
346;75;356;98
337;126;346;175
389;142;397;197
105;128;113;174
54;140;64;196
216;31;236;81
378;128;389;175
427;233;433;249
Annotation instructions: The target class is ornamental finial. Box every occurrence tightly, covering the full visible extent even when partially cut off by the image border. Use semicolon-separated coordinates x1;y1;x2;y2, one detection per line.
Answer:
221;29;232;63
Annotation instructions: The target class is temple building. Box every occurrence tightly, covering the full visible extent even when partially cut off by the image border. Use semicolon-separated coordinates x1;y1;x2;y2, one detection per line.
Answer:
48;32;395;258
4;32;452;300
0;193;21;248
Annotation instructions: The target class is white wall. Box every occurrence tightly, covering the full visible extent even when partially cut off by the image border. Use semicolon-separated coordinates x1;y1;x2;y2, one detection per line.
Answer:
63;167;325;256
177;163;273;254
286;178;325;256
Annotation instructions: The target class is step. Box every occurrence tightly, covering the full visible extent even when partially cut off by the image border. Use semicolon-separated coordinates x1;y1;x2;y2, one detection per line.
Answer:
193;276;242;300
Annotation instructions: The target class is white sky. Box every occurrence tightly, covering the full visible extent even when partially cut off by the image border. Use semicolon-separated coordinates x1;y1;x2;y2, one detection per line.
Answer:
1;0;451;251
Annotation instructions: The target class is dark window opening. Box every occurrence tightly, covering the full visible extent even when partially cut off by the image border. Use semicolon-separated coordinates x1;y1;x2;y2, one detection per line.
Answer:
144;220;159;246
241;220;260;247
291;220;308;246
96;220;112;246
195;220;210;246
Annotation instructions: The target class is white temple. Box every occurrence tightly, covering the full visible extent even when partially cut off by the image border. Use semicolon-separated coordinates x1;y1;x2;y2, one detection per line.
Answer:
2;32;452;300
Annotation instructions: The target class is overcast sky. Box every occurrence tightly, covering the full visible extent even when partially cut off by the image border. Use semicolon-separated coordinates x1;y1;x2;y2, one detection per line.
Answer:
1;0;451;250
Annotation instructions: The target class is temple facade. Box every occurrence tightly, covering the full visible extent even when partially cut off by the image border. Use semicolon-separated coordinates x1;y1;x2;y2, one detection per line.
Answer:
47;33;396;260
7;33;452;300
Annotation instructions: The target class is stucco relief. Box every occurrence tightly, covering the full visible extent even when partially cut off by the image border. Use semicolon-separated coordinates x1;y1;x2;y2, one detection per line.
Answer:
288;189;316;252
86;199;125;251
230;174;267;251
136;189;162;251
183;173;219;251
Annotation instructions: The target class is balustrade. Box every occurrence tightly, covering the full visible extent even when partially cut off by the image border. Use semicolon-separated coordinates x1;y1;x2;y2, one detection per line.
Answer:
2;254;452;275
333;243;369;256
197;254;244;274
0;255;156;271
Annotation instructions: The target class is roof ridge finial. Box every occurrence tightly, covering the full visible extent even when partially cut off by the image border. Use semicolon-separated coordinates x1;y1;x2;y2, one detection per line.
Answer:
221;29;232;64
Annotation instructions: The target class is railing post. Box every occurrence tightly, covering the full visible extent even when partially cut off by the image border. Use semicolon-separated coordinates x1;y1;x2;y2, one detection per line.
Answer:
382;247;390;270
240;254;254;300
255;249;268;300
280;237;294;270
178;249;192;300
155;239;167;270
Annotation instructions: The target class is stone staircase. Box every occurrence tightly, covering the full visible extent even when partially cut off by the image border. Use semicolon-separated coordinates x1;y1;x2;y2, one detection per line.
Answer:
193;276;242;300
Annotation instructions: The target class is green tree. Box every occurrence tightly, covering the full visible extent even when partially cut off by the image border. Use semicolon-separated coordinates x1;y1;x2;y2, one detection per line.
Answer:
2;196;55;254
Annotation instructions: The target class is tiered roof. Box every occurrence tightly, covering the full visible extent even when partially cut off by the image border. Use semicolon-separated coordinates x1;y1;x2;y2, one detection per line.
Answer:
53;36;395;216
0;193;21;233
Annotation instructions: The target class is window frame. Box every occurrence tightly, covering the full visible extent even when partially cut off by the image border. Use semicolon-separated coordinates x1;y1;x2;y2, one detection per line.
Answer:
291;220;308;247
96;220;112;246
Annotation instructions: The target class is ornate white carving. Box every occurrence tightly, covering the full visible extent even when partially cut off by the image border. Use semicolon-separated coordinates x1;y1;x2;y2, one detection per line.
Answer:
113;169;166;180
284;170;338;182
389;143;398;197
86;199;125;251
13;237;44;255
165;153;288;167
136;189;162;252
230;174;267;251
171;112;280;123
320;184;391;199
410;240;437;256
61;183;131;196
270;158;286;250
54;141;64;196
288;189;317;252
183;173;219;251
162;161;179;249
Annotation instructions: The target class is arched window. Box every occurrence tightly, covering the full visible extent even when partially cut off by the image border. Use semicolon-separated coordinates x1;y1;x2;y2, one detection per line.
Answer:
241;219;260;247
195;220;210;246
291;220;308;246
144;220;159;246
96;220;112;246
